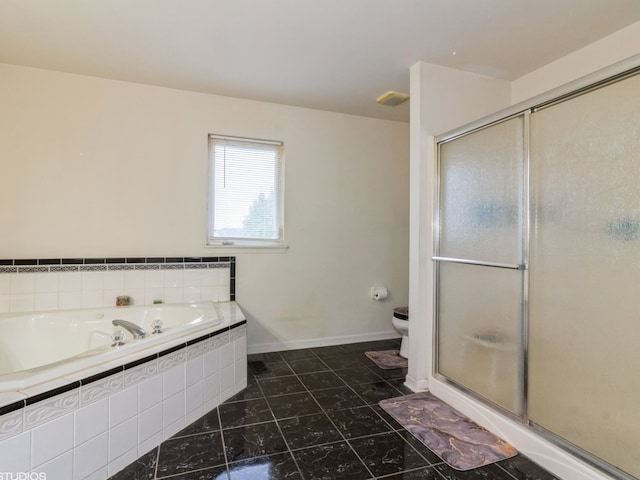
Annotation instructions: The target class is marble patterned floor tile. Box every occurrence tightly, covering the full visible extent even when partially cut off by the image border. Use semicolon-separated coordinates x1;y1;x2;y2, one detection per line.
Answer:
334;366;385;385
292;441;373;480
258;375;306;397
285;357;328;374
266;391;323;419
382;466;445;479
157;465;229;479
278;412;343;449
368;365;408;380
372;404;406;431
396;429;448;465
249;360;293;379
248;352;284;363
228;452;301;480
278;348;317;361
349;431;430;477
156;432;226;477
309;345;347;358
320;354;371;370
218;398;274;429
223;421;288;463
109;447;158;480
350;380;403;404
386;378;415;394
328;405;393;439
433;462;516;479
342;340;397;353
226;381;265;402
174;408;221;437
310;386;367;412
297;371;345;390
495;454;561;479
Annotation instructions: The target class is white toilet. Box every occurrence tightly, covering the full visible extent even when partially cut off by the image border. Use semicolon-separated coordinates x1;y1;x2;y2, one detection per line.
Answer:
392;306;409;358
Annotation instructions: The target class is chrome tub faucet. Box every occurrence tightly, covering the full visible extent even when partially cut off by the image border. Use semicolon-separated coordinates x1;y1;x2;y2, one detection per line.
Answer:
112;319;147;339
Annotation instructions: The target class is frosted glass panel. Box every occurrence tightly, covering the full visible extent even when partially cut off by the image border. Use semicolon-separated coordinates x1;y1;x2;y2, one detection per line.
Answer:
438;262;523;415
439;116;524;264
529;74;640;478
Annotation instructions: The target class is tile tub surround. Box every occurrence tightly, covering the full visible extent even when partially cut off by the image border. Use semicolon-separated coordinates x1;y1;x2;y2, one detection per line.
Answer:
110;339;560;480
0;304;247;480
0;256;236;313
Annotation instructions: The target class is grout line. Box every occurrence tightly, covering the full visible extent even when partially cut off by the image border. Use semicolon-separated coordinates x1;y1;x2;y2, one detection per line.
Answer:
495;461;521;480
215;405;231;479
153;444;161;479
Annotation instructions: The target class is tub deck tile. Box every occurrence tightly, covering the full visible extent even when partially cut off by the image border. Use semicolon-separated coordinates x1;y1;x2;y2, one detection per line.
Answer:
0;392;27;411
24;389;79;429
123;360;158;388
0;409;23;441
80;372;124;406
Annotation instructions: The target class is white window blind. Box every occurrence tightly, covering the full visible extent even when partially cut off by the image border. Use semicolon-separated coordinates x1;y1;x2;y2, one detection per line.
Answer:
208;135;284;245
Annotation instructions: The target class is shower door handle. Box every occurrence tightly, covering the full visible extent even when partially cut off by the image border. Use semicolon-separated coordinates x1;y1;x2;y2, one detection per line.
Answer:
432;256;526;270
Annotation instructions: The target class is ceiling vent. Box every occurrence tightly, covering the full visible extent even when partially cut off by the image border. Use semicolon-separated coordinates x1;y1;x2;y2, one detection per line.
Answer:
376;91;409;106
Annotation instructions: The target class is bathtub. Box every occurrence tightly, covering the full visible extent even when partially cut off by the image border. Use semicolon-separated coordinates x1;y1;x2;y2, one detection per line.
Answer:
0;301;228;392
0;300;247;478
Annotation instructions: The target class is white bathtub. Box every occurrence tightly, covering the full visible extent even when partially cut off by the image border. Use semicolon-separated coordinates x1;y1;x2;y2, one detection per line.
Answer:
0;300;247;478
0;301;227;392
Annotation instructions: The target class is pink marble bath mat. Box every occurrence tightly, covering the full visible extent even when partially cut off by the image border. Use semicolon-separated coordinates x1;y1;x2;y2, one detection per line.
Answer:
379;392;517;471
364;350;408;369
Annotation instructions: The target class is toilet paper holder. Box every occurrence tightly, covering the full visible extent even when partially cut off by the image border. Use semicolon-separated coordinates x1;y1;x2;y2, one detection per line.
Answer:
370;286;389;301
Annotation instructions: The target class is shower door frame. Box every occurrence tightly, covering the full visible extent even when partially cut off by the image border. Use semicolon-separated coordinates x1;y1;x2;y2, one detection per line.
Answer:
431;60;640;480
432;110;531;422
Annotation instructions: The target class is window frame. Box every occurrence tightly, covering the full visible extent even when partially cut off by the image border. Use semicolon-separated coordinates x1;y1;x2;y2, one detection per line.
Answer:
206;134;286;250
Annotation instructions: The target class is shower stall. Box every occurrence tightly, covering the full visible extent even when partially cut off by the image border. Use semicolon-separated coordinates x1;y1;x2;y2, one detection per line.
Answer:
434;67;640;479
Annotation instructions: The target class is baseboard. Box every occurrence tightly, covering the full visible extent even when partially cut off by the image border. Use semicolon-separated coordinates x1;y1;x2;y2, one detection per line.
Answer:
404;374;429;392
248;330;400;354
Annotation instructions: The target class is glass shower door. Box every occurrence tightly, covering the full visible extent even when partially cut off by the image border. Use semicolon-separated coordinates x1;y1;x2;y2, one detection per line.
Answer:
436;115;525;415
528;74;640;478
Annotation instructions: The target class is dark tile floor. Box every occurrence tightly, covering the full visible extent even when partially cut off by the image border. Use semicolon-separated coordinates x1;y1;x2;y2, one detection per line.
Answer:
110;339;560;480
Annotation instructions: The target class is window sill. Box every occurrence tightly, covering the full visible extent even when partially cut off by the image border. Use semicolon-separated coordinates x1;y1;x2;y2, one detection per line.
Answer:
203;244;289;254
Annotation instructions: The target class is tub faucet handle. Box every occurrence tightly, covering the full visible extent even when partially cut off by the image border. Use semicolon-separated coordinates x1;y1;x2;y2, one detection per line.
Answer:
152;319;164;334
112;330;125;347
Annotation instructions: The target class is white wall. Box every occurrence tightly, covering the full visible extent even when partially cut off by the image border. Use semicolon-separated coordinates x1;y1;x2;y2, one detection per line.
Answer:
0;63;410;352
512;21;640;103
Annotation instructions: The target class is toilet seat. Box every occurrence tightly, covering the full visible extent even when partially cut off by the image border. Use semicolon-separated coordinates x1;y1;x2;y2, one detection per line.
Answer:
393;306;408;320
392;306;409;359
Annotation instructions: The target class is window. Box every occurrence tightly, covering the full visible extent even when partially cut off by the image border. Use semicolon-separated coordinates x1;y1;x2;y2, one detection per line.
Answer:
208;134;284;246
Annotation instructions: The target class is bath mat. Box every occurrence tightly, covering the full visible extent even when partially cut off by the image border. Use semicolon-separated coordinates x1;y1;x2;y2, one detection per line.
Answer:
379;392;517;471
364;350;408;369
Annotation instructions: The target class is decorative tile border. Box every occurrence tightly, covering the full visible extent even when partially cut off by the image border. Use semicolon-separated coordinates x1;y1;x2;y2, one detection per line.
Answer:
0;255;236;300
0;256;235;270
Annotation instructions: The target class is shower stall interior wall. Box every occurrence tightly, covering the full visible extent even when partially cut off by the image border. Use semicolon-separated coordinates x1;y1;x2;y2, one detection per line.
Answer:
435;71;640;479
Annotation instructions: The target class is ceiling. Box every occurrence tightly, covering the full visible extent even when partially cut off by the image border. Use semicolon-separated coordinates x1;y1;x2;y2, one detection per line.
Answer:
1;0;640;122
